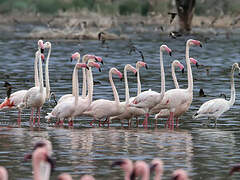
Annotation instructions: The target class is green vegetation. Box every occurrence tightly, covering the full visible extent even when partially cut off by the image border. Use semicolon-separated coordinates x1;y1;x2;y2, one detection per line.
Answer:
0;0;239;16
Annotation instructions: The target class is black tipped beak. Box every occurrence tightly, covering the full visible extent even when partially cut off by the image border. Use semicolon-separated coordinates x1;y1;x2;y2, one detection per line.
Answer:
41;48;44;53
196;62;199;68
150;164;157;172
101;61;104;65
99;68;101;72
86;66;89;70
172;175;180;180
120;77;123;82
70;57;73;62
200;43;202;48
238;72;240;76
135;72;137;77
181;68;184;74
130;169;136;180
145;64;148;69
111;160;124;168
46;156;55;173
24;153;32;161
169;51;172;56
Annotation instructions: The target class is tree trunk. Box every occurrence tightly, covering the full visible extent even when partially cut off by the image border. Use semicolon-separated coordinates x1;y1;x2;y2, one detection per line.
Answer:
175;0;196;33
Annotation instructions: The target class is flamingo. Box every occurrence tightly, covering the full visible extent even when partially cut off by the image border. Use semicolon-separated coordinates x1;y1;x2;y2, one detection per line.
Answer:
172;169;189;180
154;58;198;127
83;67;124;127
151;39;202;129
150;158;164;180
0;40;44;124
57;53;103;104
0;166;8;180
129;45;172;128
45;63;89;126
111;159;134;180
110;61;148;127
193;63;240;126
130;160;150;180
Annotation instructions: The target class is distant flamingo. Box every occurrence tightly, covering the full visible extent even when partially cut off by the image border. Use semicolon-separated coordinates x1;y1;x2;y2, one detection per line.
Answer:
172;169;189;180
171;60;184;89
0;40;44;124
111;159;134;180
45;63;89;126
57;53;102;104
131;160;150;180
154;58;198;127
193;63;240;126
83;68;124;127
0;166;8;180
150;158;164;180
129;45;172;128
110;61;148;127
152;39;202;129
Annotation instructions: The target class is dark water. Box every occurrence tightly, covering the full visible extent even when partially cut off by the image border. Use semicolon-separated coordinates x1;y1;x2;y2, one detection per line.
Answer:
0;29;240;179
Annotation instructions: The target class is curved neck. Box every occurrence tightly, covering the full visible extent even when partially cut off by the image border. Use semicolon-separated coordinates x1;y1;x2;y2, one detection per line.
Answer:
38;53;44;93
72;57;81;97
137;66;141;95
160;49;165;94
186;44;193;92
45;46;51;100
87;67;93;103
229;66;236;106
124;66;130;103
172;63;179;89
34;52;39;87
109;71;120;104
82;55;87;98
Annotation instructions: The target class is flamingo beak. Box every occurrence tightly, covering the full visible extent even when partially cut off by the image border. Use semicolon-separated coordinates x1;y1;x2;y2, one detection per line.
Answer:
200;43;202;48
99;68;101;72
150;163;158;172
24;153;32;161
181;68;184;74
70;57;73;62
169;51;172;56
120;77;123;82
135;72;137;77
145;64;148;69
196;62;199;68
41;48;44;53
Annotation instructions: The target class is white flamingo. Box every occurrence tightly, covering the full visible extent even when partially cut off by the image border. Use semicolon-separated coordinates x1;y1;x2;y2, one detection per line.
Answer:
154;58;198;126
152;39;202;129
110;61;148;127
129;45;172;128
83;67;124;127
0;40;44;124
57;53;102;104
193;63;240;126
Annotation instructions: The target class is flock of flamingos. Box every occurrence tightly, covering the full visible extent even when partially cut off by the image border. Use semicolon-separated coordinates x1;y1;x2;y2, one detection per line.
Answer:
0;39;240;129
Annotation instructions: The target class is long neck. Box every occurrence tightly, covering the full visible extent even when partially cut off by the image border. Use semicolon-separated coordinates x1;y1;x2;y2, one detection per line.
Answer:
154;172;162;180
160;50;165;93
109;71;120;104
186;44;193;92
137;66;141;95
45;46;51;100
87;67;93;103
82;56;87;98
124;67;130;103
172;63;179;89
38;53;44;93
74;67;79;106
34;52;39;87
229;66;236;106
72;57;81;97
141;171;150;180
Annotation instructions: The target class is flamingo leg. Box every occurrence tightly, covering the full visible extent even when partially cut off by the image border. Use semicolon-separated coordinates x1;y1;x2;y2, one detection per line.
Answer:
107;117;110;128
33;109;38;125
176;117;179;128
68;118;73;127
37;108;41;125
17;110;21;125
30;108;34;125
136;117;139;128
98;119;101;127
102;117;108;126
90;119;95;126
59;119;64;126
155;117;157;128
142;113;149;128
169;112;174;130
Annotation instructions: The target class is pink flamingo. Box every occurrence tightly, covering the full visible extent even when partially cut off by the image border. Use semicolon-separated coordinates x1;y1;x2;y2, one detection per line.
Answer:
0;40;44;124
129;45;172;128
172;169;189;180
131;160;150;180
154;58;198;127
150;158;164;180
83;68;124;127
110;61;148;127
193;63;240;126
57;53;102;104
112;159;134;180
0;166;8;180
152;39;202;129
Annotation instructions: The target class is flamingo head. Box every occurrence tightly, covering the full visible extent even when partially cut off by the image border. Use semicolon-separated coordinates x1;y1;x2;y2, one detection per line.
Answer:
130;161;149;180
38;39;44;53
150;158;164;176
76;63;89;70
173;60;184;74
88;61;101;72
70;52;80;62
44;41;51;49
94;56;103;64
125;64;137;76
137;61;148;70
172;169;189;180
160;45;172;56
187;39;202;48
112;159;134;174
229;164;240;176
112;68;123;81
189;57;199;68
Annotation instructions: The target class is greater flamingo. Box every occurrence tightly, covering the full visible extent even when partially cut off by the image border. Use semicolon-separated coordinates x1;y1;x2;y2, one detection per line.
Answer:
83;67;124;127
0;166;8;180
0;40;44;124
57;53;102;104
150;158;164;180
193;63;240;126
172;169;189;180
130;160;150;180
111;159;134;180
129;45;172;128
154;58;198;127
110;61;148;127
151;39;202;129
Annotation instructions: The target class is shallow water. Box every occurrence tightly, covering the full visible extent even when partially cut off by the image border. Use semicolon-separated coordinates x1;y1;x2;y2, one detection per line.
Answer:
0;29;240;179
